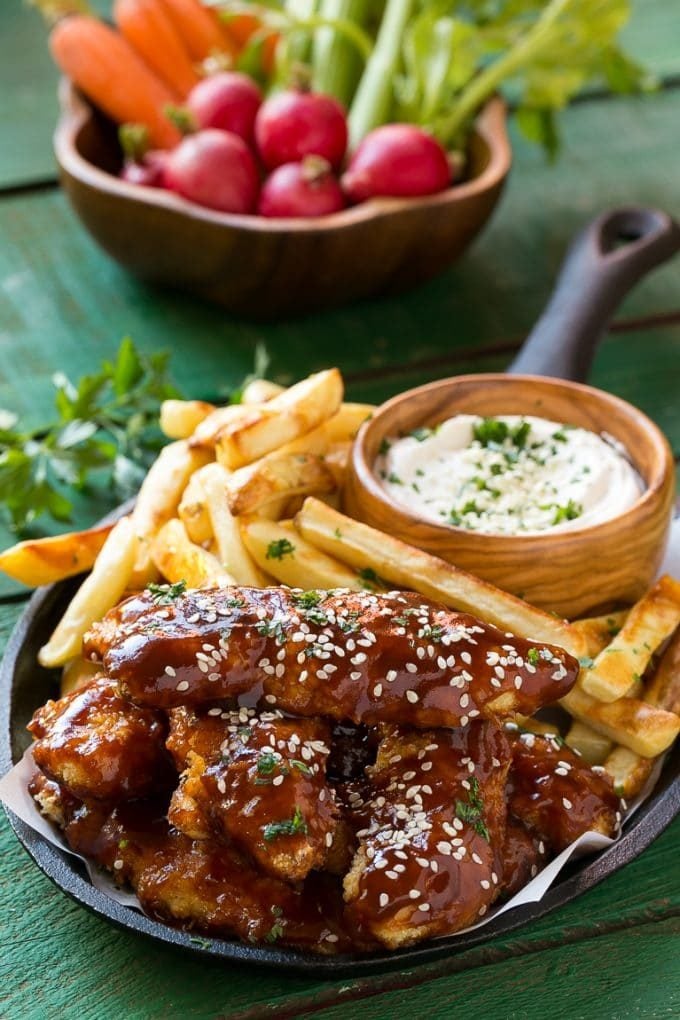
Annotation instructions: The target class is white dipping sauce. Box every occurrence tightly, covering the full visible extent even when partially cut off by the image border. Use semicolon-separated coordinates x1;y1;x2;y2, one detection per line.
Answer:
374;414;642;536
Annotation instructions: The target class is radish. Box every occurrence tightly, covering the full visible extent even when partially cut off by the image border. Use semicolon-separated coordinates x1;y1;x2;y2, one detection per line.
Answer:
258;157;345;218
118;122;166;187
186;72;262;145
254;89;348;171
163;129;259;213
342;124;451;201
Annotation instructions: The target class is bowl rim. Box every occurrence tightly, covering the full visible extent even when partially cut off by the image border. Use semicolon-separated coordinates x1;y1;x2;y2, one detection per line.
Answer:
54;78;512;234
350;372;675;546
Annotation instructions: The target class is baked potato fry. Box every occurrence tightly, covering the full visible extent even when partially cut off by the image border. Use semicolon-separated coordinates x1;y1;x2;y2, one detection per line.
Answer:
571;610;629;659
240;379;285;404
560;683;680;758
580;576;680;703
602;626;680;797
295;498;585;657
324;442;350;487
215;369;343;469
564;720;614;765
226;452;336;516
160;399;216;439
0;523;113;587
239;516;365;591
131;440;212;585
151;518;234;588
38;515;138;668
178;471;213;546
198;463;266;586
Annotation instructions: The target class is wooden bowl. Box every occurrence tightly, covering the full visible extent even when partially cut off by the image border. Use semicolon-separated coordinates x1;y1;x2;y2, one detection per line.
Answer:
344;374;676;618
53;79;511;318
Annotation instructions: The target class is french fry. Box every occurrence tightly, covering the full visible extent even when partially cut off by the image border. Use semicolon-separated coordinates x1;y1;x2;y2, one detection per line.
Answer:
189;404;252;449
295;498;585;657
560;683;680;758
198;463;267;586
602;745;655;798
131;440;212;585
0;523;114;587
564;720;614;765
160;399;215;439
602;625;680;797
324;441;350;487
226;452;336;516
241;379;285;404
215;369;344;469
178;471;213;545
571;609;630;659
60;655;100;697
38;516;138;668
240;516;365;591
580;576;680;703
151;518;234;588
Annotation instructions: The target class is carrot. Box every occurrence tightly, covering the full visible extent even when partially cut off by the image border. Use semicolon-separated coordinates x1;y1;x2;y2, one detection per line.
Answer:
50;15;181;148
159;0;236;61
113;0;201;98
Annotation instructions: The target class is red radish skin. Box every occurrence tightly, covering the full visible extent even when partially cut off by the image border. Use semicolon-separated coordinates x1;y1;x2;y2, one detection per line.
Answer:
258;158;345;218
163;129;259;213
121;150;167;188
342;124;451;201
186;72;262;145
255;90;348;171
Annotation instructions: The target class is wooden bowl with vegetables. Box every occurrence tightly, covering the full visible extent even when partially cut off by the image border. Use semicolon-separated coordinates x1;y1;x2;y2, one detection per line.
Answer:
43;0;648;317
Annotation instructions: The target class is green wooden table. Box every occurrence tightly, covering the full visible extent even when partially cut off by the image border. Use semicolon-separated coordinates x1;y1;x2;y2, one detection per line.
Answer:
1;2;679;1017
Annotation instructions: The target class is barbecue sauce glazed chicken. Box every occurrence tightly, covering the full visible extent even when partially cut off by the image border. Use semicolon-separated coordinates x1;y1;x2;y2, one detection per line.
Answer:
27;585;623;953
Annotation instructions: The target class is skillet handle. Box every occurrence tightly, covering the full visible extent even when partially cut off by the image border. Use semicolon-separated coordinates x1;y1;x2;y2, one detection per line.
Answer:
507;207;680;382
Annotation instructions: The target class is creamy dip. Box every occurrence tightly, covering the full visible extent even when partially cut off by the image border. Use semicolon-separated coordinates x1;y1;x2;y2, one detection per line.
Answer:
374;414;642;536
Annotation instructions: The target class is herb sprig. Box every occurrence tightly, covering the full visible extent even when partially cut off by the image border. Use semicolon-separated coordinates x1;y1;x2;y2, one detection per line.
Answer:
455;777;490;841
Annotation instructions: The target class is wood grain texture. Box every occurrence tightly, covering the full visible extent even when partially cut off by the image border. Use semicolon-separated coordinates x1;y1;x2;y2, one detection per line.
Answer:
346;374;676;617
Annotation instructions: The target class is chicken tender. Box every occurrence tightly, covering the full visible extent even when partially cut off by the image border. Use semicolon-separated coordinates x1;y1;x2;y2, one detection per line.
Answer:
85;586;579;725
507;729;622;851
169;709;339;883
28;676;174;802
343;721;511;948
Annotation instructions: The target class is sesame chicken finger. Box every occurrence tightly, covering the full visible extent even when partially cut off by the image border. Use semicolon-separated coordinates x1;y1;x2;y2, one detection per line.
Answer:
85;587;578;725
507;729;622;851
168;708;341;883
343;721;511;948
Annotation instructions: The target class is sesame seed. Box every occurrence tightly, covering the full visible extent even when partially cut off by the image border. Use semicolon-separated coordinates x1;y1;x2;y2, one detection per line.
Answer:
176;680;189;692
385;871;398;880
272;775;284;787
408;889;421;899
164;665;176;677
373;684;383;698
325;832;333;847
350;671;362;681
265;694;277;704
418;903;430;912
113;859;124;870
386;670;397;683
379;893;389;908
406;690;419;704
562;797;573;810
480;879;490;889
406;663;418;674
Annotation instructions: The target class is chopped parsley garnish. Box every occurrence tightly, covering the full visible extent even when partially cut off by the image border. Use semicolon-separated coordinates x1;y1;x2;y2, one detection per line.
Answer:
266;538;295;560
257;752;280;776
358;566;384;591
378;438;391;456
387;472;403;485
290;759;312;776
118;839;129;850
418;623;445;642
189;937;213;950
552;429;568;442
578;656;595;669
263;806;308;842
334;527;343;539
264;907;286;943
338;611;360;633
472;417;531;450
410;426;435;442
292;590;323;609
148;579;187;604
527;647;540;666
256;618;286;643
454;778;489;841
225;596;245;608
552;499;582;525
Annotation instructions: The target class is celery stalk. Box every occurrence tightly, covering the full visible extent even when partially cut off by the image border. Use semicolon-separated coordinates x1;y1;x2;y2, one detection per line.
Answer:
312;0;370;106
347;0;413;148
437;0;574;145
285;0;318;64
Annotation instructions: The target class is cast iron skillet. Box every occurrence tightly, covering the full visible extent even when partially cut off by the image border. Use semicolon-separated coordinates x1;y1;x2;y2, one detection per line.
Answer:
2;207;680;976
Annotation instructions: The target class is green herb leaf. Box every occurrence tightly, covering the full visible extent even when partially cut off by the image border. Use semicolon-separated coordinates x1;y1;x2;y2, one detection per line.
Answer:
148;580;187;604
263;806;308;842
454;777;489;841
527;647;540;666
578;655;595;669
266;538;296;560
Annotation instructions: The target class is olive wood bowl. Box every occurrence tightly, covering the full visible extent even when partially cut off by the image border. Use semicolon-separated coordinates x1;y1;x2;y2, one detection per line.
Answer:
53;79;511;318
345;374;676;619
